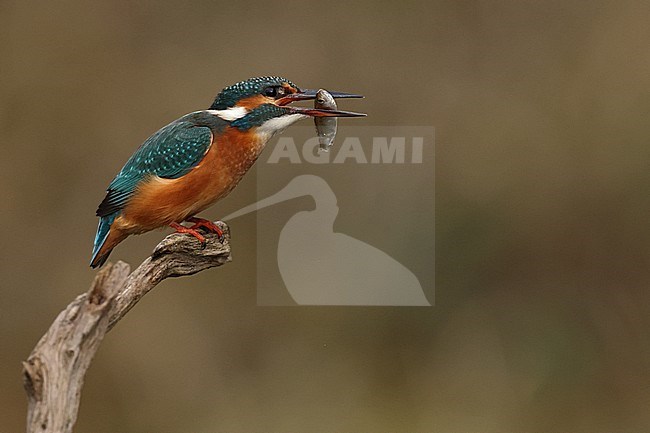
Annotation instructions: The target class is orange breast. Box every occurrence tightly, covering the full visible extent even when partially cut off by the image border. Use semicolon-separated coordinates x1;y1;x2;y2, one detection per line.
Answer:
115;127;265;233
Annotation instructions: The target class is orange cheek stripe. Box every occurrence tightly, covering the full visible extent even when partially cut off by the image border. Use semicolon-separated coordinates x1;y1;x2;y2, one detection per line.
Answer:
237;95;272;110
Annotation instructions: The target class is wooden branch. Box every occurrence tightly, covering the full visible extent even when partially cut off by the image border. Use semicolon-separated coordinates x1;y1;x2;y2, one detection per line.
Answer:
22;222;231;433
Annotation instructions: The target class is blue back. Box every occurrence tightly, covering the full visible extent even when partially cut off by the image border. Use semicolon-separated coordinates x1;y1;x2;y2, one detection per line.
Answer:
91;111;227;267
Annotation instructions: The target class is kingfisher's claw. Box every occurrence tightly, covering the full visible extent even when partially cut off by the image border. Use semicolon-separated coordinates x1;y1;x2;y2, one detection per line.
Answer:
185;217;224;240
170;222;207;245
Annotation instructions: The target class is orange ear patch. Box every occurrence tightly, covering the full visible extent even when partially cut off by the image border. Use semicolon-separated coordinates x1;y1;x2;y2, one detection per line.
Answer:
282;83;298;94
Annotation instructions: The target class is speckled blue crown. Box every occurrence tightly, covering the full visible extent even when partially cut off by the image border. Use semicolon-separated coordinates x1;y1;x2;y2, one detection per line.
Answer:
210;76;297;110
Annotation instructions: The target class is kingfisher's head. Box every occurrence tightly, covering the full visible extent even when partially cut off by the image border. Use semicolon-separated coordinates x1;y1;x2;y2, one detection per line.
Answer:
208;76;364;138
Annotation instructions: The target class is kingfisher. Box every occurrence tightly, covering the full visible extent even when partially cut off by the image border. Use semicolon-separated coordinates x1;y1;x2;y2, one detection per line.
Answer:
90;76;365;268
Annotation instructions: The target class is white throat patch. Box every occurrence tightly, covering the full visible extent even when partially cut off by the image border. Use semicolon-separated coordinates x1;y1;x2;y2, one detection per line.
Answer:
256;113;307;141
208;106;248;121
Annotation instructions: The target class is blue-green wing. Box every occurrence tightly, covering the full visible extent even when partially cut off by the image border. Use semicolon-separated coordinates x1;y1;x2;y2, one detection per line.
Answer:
96;120;213;217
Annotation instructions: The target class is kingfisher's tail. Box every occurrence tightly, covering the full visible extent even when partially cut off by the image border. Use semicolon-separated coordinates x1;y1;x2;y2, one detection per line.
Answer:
90;213;123;268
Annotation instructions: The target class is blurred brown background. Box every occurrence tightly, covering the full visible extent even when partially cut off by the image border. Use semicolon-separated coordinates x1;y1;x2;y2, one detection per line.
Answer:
2;0;650;431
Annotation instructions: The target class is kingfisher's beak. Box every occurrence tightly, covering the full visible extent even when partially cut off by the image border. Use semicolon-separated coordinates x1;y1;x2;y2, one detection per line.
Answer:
277;88;366;117
277;89;364;105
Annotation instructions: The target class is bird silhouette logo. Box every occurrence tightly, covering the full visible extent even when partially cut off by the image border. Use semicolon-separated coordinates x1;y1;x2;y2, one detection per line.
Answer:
224;175;430;306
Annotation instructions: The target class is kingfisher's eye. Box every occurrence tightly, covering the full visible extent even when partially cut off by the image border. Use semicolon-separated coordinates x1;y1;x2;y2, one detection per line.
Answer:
263;86;279;97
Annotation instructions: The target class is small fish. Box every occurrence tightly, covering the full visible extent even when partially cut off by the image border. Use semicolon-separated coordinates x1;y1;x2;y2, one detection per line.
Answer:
314;89;338;152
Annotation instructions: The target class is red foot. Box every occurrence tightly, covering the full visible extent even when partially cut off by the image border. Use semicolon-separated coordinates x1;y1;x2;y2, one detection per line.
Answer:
170;222;206;245
185;217;224;240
